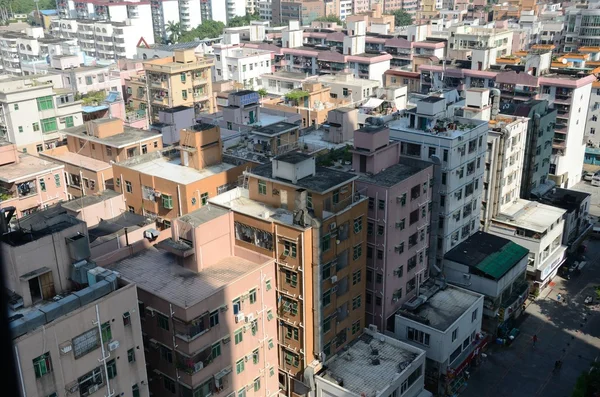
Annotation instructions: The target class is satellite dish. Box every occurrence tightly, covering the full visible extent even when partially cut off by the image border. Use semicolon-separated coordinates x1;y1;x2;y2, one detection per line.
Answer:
562;58;568;64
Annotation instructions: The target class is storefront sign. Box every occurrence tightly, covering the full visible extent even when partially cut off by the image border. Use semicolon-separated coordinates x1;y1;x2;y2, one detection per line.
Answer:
540;250;566;280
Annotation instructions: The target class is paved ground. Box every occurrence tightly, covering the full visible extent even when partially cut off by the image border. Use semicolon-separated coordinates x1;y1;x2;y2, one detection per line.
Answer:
461;237;600;397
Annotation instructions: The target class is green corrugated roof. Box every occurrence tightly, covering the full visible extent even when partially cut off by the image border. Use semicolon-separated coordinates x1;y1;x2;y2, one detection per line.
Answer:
475;242;529;280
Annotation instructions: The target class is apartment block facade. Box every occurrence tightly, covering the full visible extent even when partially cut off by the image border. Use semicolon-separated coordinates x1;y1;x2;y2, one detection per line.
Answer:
4;209;148;397
107;205;278;397
352;125;434;331
210;152;368;396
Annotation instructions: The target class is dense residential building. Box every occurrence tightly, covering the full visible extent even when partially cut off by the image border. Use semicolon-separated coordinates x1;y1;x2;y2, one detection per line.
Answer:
4;209;149;397
352;124;434;331
107;205;277;397
210;152;368;396
213;33;274;90
0;75;83;154
48;55;123;95
0;142;67;218
563;1;600;53
318;71;380;104
112;123;249;224
394;283;486;396
131;49;215;122
313;327;430;397
489;199;567;295
347;3;395;32
272;0;325;26
389;94;488;262
585;81;600;149
444;231;529;335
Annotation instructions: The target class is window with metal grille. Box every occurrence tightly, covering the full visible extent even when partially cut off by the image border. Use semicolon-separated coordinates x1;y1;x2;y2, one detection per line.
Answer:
72;328;100;359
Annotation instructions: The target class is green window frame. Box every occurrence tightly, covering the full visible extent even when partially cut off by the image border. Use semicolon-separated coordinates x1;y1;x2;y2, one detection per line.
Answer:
266;279;272;291
258;180;267;195
182;90;188;100
321;234;331;252
234;329;243;344
33;352;52;378
252;349;259;364
251;319;258;335
352;295;362;310
39;179;46;192
270;367;275;377
101;322;112;341
54;174;61;187
127;348;135;363
352;320;361;334
332;189;339;204
32;122;39;131
157;313;169;330
285;270;298;287
162;194;173;209
307;192;313;208
353;243;362;260
37;96;54;110
107;359;117;379
64;115;74;127
236;359;245;374
211;342;221;358
354;216;363;233
180;72;186;82
267;309;273;321
352;270;361;285
14;103;18;110
132;385;140;397
201;192;208;205
323;317;331;333
268;338;274;349
41;117;58;133
283;241;297;257
254;378;261;392
18;126;23;133
249;288;257;304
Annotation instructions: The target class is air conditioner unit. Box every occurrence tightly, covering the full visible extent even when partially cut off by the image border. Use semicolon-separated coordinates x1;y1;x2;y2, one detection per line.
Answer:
246;313;255;322
236;313;246;323
60;344;72;354
330;222;337;231
395;222;402;228
194;361;204;372
394;246;401;252
330;275;338;283
88;385;99;394
67;384;79;394
149;339;158;349
108;340;120;351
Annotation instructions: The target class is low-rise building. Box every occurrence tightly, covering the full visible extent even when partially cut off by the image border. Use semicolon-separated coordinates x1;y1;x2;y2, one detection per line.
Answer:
444;231;529;335
394;283;486;396
4;209;149;397
260;71;318;96
48;56;123;95
150;105;196;145
324;108;358;144
314;327;430;397
112;123;249;224
318;71;379;105
535;188;592;253
248;121;300;156
106;204;278;397
0;142;67;219
489;199;567;295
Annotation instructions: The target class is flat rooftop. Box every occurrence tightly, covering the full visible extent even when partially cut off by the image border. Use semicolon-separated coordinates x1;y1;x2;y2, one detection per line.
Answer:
89;212;151;244
261;71;317;81
401;285;481;332
494;198;567;233
248;162;358;194
389;116;487;140
358;163;430;188
40;150;111;172
0;154;63;183
210;188;296;227
252;122;298;137
420;96;445;103
61;190;121;212
1;213;83;247
445;231;528;281
275;152;312;164
106;247;267;308
61;124;162;149
319;332;422;397
118;152;235;185
178;205;230;227
539;187;590;212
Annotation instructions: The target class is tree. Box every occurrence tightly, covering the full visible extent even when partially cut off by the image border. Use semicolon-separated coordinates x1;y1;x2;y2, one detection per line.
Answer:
389;10;413;27
166;21;182;43
227;12;260;28
314;15;343;25
572;362;600;397
179;20;226;42
257;88;268;98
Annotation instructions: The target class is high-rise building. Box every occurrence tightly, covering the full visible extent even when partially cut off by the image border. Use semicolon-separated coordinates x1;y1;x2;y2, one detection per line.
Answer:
352;124;434;331
4;208;149;397
210;152;368;396
137;49;215;122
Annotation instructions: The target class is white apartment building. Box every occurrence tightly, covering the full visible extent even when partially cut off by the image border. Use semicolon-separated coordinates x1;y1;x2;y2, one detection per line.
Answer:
46;55;122;95
563;1;600;52
318;71;379;104
178;0;202;32
394;283;485;396
489;200;567;294
225;0;247;23
447;25;514;60
258;0;272;21
151;0;181;39
339;0;353;21
0;76;83;154
585;82;600;148
213;33;273;90
390;95;488;260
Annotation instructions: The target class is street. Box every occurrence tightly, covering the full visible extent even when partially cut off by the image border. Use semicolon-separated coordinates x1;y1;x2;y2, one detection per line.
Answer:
461;181;600;397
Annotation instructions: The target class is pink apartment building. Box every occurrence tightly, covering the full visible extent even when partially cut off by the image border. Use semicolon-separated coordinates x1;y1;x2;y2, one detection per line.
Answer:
0;141;67;219
106;204;279;397
4;208;149;397
352;125;433;331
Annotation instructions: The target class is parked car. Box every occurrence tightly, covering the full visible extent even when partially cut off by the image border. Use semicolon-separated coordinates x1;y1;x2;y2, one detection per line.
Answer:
583;171;593;181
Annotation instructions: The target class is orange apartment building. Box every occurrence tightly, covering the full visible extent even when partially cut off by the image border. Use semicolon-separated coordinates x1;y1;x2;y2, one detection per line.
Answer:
40;118;163;198
347;3;395;33
129;48;216;123
112;123;252;225
0;141;67;219
211;152;368;396
106;205;278;397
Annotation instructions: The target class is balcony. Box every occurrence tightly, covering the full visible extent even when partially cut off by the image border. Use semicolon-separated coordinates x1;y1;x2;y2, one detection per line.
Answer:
152;95;168;106
552;139;566;150
150;78;168;89
555;123;568;133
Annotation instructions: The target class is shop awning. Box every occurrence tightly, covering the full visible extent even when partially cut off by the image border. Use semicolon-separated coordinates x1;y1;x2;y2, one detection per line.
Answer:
361;98;384;109
215;366;232;380
450;334;490;377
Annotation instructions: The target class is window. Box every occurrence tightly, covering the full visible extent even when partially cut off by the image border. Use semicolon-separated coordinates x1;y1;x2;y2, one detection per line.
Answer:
125;181;132;193
354;216;363;233
352;270;361;285
407;327;430;346
249;288;257;304
352;320;361;334
132;384;140;397
101;322;112;341
284;269;298;287
209;310;219;327
267;310;274;321
332;189;339;204
18;126;23;133
283;241;297;258
64;115;74;127
123;311;131;326
72;328;100;359
352;295;361;309
268;338;274;349
37;96;54;110
201;192;208;205
471;309;477;322
399;193;407;206
33;352;52;378
377;249;383;259
238;389;246;397
411;185;421;200
367;222;373;236
254;378;261;392
443;149;448;162
378;199;385;210
397;219;405;230
377;225;384;235
353;243;362;260
39;179;46;192
41;117;57;133
182;90;188;100
321;234;331;251
128;348;135;363
452;328;458;342
323;317;331;333
323;289;331;306
368;197;374;209
32;122;39;131
85;76;93;85
157;313;169;330
376;296;382;306
307;192;313;208
409;209;419;225
14;103;18;110
212;342;221;358
78;367;103;396
162;194;173;209
235;328;243;344
54;174;61;187
266;279;272;291
106;147;112;156
180;72;186;82
258;180;267;195
107;359;117;379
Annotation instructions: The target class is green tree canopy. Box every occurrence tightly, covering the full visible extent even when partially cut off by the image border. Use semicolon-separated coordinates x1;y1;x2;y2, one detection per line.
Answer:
227;12;260;28
166;21;182;43
314;15;343;25
389;10;413;27
179;20;226;42
572;362;600;397
0;0;55;14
